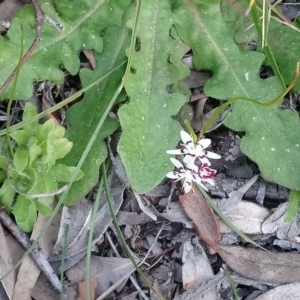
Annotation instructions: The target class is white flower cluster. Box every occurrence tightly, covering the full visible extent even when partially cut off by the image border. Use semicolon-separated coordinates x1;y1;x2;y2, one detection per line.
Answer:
166;130;221;193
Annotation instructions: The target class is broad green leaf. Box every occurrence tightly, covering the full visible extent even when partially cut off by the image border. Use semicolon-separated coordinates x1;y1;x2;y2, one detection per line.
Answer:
0;179;15;213
0;0;131;100
173;1;300;191
13;195;37;232
118;0;189;194
13;148;29;172
221;0;300;91
49;164;84;182
176;1;300;189
61;23;130;205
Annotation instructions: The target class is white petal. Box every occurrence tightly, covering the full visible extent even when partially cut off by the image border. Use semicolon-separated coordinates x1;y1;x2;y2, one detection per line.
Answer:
198;156;211;166
206;151;221;159
183;155;196;166
182;181;192;193
166;172;181;179
198;138;211;149
170;157;184;169
180;130;193;145
166;149;184;155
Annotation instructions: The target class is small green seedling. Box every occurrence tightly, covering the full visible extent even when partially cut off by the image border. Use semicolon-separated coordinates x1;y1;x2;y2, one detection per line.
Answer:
0;103;83;232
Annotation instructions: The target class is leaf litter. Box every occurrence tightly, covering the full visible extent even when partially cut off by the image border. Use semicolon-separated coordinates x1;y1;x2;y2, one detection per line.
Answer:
1;0;300;299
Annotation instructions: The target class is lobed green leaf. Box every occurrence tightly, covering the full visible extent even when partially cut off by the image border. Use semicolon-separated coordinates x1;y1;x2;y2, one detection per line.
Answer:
173;1;300;191
118;0;189;194
0;0;130;100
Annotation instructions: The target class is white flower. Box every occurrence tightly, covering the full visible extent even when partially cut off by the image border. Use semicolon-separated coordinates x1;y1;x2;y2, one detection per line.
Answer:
166;130;221;166
166;158;217;193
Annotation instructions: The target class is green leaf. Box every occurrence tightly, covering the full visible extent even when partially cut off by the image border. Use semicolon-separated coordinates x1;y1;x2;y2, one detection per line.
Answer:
0;0;131;100
118;0;189;194
48;124;65;141
36;119;54;144
13;148;29;172
10;130;32;147
13;195;37;232
0;179;15;213
52;138;73;160
0;155;8;170
49;164;84;182
40;139;56;166
221;0;300;92
285;190;300;222
61;24;131;205
0;170;7;182
34;196;53;216
28;144;41;166
28;173;57;194
22;103;38;134
173;1;300;191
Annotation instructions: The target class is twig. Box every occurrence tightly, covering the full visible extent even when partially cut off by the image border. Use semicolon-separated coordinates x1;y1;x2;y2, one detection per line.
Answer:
0;210;64;298
0;0;44;96
105;232;149;300
97;224;166;300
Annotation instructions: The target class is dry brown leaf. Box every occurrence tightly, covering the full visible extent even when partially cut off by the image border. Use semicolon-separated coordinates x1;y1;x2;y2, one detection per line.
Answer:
217;245;300;284
0;222;15;299
76;277;98;300
179;183;220;250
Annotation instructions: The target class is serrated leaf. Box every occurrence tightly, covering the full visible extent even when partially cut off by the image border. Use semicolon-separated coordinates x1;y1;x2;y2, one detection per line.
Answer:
13;148;29;172
61;24;131;205
0;179;15;213
48;124;65;141
13;195;37;232
0;0;130;100
52;138;73;159
29;173;57;194
10;130;32;147
173;1;300;191
29;144;41;166
34;196;53;216
118;0;189;194
36;119;54;143
22;103;38;134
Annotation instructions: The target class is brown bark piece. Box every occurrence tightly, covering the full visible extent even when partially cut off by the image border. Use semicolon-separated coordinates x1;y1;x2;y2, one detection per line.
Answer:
179;183;220;250
217;245;300;284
